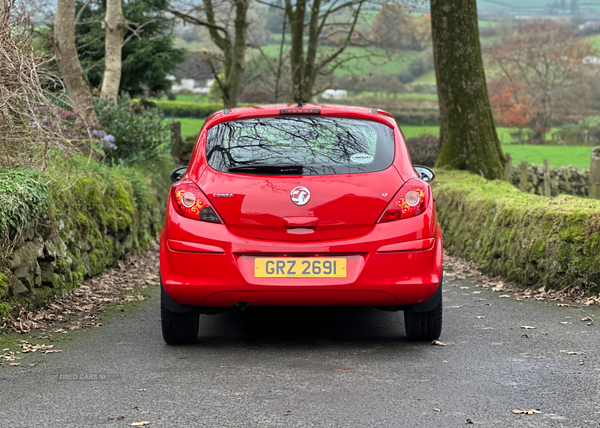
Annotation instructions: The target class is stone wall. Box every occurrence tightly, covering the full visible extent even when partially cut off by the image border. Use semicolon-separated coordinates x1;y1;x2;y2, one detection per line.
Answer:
508;163;590;197
433;170;600;293
0;165;162;317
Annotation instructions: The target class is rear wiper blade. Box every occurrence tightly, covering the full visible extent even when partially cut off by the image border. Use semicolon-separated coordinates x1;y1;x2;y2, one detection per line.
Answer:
227;164;304;174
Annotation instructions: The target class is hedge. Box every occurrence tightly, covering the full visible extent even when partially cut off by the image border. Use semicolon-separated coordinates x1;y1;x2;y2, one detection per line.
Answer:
433;170;600;293
152;101;252;119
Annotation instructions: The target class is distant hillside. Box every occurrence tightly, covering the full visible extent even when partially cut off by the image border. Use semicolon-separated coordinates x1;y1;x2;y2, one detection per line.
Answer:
477;0;600;15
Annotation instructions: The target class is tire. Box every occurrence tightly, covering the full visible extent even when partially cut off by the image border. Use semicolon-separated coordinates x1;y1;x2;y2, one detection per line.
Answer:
404;299;442;341
161;299;199;345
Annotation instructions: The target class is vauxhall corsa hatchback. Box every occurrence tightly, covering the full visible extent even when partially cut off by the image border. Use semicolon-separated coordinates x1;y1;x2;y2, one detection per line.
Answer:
160;104;443;345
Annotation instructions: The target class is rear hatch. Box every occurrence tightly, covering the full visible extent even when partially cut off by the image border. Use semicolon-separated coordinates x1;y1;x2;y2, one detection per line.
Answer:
199;115;402;242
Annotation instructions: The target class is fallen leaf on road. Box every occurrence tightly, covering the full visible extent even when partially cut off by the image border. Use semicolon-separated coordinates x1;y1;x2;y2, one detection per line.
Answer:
234;392;245;396
560;350;583;355
466;418;474;424
433;408;441;412
129;422;150;427
20;342;59;354
513;409;542;415
557;304;570;307
476;316;485;319
472;291;481;294
581;317;593;322
520;326;535;329
432;340;451;346
560;322;572;324
460;287;469;290
499;294;510;298
579;361;584;365
450;305;463;308
8;362;20;366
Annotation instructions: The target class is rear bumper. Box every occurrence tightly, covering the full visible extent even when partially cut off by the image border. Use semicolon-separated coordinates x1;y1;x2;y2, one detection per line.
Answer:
160;215;443;308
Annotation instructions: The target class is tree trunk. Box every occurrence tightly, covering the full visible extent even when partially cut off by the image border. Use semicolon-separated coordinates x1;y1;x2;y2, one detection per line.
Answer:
100;0;128;104
224;0;249;109
286;0;306;102
53;0;98;127
177;0;248;109
431;0;505;179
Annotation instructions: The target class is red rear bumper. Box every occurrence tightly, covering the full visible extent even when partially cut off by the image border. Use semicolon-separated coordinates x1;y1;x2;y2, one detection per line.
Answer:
160;208;443;308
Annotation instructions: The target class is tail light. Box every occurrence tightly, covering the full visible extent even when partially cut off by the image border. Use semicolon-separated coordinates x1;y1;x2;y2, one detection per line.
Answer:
378;178;430;223
170;179;222;223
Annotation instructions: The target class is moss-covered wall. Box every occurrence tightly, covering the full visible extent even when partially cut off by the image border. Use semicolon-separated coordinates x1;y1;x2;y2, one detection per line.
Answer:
433;170;600;293
0;161;162;316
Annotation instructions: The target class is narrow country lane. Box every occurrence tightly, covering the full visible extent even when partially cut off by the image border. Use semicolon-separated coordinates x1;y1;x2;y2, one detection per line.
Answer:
1;259;599;428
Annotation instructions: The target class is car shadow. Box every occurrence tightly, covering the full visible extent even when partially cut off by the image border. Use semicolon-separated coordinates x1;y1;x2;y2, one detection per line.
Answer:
193;306;409;347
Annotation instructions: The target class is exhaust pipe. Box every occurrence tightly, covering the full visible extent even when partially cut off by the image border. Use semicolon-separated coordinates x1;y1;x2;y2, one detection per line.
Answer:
234;302;250;311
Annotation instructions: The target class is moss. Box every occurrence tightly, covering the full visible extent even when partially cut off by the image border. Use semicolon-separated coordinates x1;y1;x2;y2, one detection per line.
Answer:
529;240;546;260
0;153;163;315
0;273;8;299
0;302;13;319
434;169;600;293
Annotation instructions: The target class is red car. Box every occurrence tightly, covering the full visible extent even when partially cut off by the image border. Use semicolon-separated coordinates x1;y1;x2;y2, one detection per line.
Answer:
160;103;443;344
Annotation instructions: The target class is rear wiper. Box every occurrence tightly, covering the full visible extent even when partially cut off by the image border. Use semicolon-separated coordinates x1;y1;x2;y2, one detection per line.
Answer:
227;164;304;174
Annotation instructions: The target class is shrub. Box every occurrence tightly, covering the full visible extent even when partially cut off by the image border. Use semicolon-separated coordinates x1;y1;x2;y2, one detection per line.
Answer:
152;100;225;118
405;134;439;166
94;95;171;164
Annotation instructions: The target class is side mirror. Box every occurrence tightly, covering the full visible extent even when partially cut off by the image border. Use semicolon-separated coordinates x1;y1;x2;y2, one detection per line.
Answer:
414;165;435;182
170;166;188;183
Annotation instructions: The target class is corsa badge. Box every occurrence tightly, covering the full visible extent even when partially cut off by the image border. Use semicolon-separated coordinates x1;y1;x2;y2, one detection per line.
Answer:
290;186;310;206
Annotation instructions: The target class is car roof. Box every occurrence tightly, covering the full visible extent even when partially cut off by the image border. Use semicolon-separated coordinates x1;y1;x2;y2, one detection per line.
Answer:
202;103;398;130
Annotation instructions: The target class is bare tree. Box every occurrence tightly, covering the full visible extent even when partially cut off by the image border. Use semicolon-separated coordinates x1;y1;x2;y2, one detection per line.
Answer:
486;21;599;144
1;0;76;169
100;0;128;103
279;0;368;102
52;0;98;127
170;0;250;109
431;0;505;179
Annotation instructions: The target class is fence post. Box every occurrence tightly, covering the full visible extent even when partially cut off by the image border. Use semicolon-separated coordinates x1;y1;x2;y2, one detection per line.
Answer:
504;153;513;182
543;159;551;197
520;161;529;193
591;147;600;200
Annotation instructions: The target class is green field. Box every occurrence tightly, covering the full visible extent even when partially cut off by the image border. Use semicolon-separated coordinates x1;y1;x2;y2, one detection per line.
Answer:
411;70;437;85
585;34;600;50
502;145;593;169
257;45;419;77
178;118;206;138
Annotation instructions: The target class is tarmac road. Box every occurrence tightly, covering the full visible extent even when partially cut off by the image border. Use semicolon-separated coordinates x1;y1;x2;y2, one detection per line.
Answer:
0;273;599;428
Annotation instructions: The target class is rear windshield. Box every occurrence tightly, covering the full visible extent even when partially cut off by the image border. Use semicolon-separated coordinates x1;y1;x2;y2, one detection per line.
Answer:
205;116;395;175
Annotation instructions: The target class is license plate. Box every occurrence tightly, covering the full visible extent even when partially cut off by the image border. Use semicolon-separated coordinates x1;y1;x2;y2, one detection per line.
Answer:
254;258;347;278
